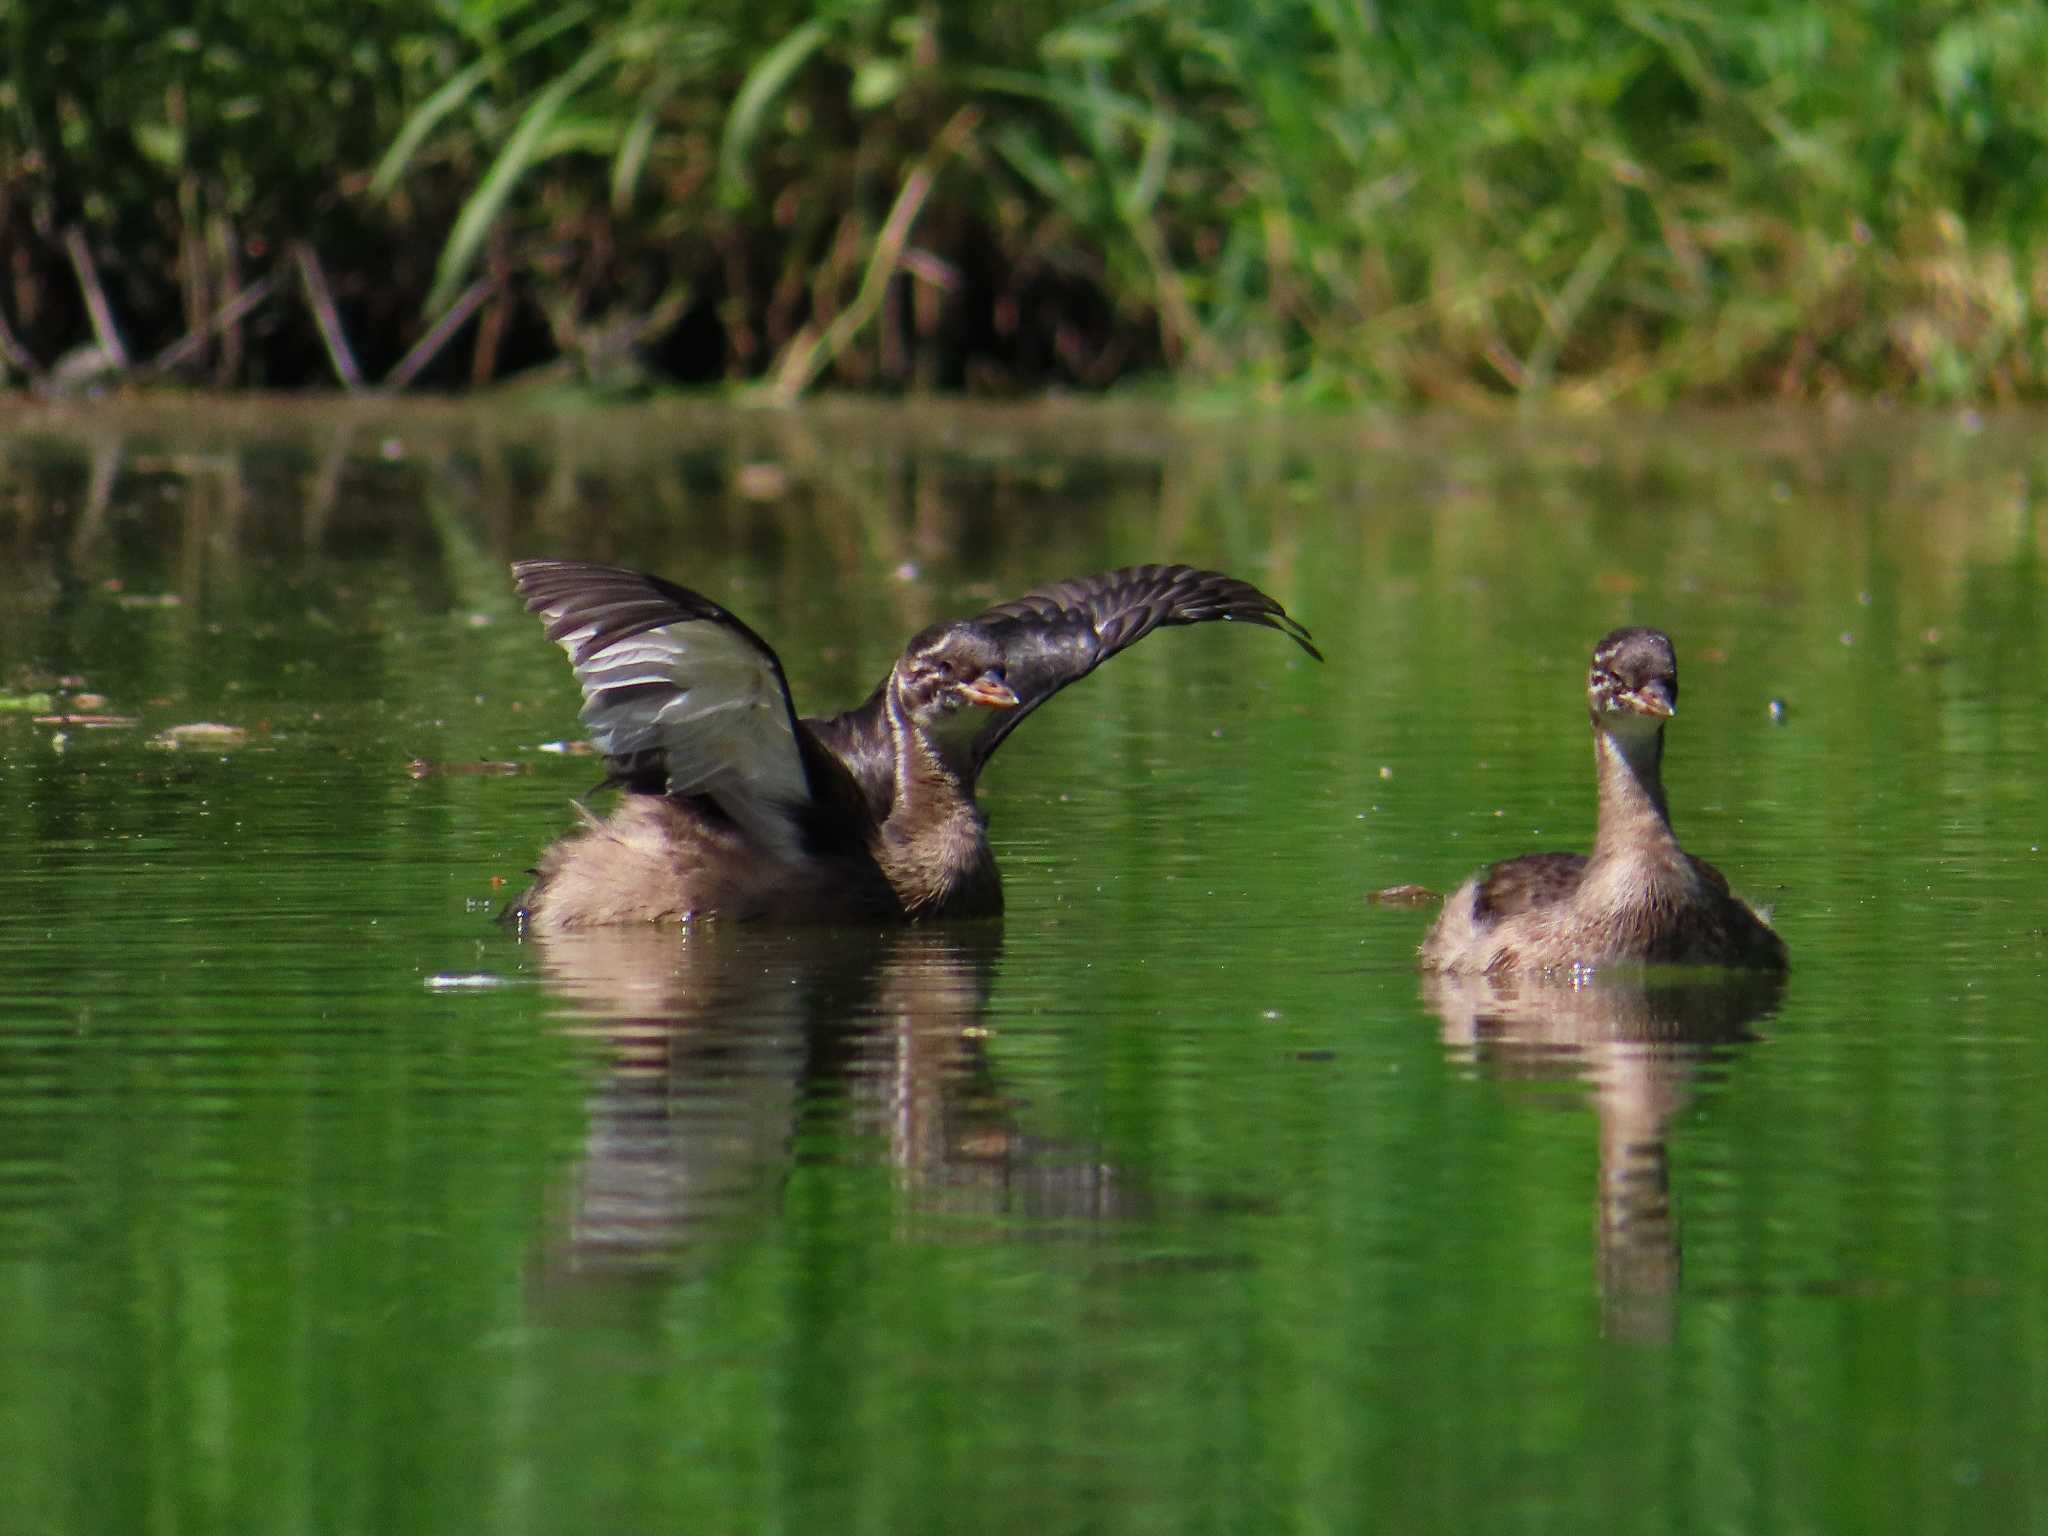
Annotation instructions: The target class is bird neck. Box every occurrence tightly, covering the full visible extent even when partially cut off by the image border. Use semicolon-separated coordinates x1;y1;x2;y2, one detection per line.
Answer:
885;678;979;797
1589;717;1678;864
804;688;898;822
876;686;999;915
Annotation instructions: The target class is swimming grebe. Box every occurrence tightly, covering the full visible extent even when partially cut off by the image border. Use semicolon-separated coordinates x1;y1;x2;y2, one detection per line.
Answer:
507;560;1318;933
1418;626;1786;974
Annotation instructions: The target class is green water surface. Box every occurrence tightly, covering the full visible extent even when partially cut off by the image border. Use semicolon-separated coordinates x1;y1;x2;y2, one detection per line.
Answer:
1;401;2044;1534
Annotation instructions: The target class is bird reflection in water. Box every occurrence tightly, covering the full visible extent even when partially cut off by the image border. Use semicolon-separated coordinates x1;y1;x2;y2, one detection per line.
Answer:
1422;967;1785;1342
525;923;1136;1291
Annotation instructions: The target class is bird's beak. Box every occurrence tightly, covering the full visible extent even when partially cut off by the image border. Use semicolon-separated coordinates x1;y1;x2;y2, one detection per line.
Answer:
959;675;1020;709
1623;681;1676;719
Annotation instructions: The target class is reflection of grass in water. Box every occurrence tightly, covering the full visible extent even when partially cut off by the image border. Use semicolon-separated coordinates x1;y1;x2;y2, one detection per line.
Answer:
7;3;2048;399
4;401;2040;660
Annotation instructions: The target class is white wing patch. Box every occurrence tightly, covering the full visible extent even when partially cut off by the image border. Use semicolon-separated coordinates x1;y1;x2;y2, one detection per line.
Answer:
555;616;811;860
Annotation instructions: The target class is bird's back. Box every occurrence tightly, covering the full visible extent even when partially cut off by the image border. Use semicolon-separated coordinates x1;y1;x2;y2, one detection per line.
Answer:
1420;849;1785;974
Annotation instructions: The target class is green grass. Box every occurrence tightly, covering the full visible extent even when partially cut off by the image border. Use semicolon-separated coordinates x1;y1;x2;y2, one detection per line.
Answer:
3;0;2046;399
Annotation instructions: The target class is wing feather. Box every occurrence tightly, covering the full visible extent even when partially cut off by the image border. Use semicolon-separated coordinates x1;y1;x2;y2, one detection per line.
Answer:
1469;852;1589;924
967;564;1319;768
512;560;812;857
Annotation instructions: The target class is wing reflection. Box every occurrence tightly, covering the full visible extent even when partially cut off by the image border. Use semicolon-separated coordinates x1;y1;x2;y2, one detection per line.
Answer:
527;923;1133;1290
1422;969;1785;1343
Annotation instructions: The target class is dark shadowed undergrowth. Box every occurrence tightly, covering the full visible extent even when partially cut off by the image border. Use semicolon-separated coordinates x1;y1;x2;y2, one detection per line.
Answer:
4;0;2046;401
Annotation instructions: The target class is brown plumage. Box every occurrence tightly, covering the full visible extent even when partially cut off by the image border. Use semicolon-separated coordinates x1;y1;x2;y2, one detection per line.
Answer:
1418;626;1787;975
506;559;1318;933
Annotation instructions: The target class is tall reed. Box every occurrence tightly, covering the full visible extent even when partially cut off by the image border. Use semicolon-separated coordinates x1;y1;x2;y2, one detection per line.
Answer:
2;0;2043;399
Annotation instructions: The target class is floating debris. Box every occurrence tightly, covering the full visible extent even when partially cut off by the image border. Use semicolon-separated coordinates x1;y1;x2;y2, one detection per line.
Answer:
0;691;55;713
32;713;139;728
733;461;790;501
423;973;510;992
149;722;249;750
407;758;527;779
1367;883;1441;906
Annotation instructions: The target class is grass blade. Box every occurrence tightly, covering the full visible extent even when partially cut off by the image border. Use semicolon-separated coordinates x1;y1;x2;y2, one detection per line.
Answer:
718;18;831;207
425;39;616;314
371;4;596;198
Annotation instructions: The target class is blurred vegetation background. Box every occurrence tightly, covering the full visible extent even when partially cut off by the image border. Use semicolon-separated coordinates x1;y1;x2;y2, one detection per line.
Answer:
3;0;2045;401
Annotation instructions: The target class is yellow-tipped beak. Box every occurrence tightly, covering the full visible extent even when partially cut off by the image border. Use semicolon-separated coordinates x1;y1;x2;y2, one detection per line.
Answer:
1625;685;1675;719
959;676;1020;709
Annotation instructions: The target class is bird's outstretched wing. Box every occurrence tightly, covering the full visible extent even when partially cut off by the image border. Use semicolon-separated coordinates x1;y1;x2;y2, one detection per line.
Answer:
966;563;1320;768
512;560;812;856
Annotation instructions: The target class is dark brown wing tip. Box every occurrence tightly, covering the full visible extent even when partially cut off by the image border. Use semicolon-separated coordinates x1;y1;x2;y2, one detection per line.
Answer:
1209;607;1321;662
1172;566;1322;662
1244;607;1322;663
509;559;794;689
510;557;618;615
511;557;584;588
511;559;729;615
509;558;551;601
1008;562;1322;661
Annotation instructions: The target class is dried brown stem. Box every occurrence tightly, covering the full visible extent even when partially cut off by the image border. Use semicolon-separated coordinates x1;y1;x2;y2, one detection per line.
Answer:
210;213;246;385
768;106;981;405
292;241;364;390
384;278;494;392
471;230;512;386
146;273;280;376
0;299;40;379
63;227;130;370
